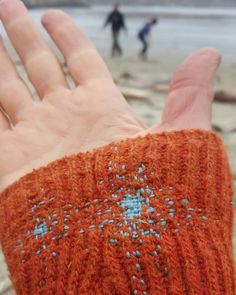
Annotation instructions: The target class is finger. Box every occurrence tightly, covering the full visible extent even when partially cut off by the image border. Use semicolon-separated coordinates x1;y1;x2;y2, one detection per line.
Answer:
42;10;112;85
0;0;67;98
154;48;221;133
0;36;34;123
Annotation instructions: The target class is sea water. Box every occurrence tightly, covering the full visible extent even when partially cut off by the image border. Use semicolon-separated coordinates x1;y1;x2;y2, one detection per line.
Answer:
0;5;236;60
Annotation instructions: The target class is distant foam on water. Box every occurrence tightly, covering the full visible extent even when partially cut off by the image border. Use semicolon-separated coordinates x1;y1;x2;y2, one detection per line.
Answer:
91;5;236;17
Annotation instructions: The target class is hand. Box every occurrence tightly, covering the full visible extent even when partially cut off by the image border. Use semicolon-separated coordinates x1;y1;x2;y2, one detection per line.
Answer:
0;0;220;192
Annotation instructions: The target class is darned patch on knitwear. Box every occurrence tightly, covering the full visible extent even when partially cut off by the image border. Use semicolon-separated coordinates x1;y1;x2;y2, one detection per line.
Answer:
0;130;235;295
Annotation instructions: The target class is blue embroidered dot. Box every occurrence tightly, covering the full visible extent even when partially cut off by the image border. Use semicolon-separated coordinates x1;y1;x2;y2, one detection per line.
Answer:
17;240;23;246
134;250;141;258
181;198;189;204
126;251;131;259
34;222;48;238
138;164;145;174
132;223;137;230
201;216;208;221
85;202;90;207
110;238;118;245
140;279;145;285
145;188;153;195
132;232;139;239
38;201;45;206
136;263;141;271
120;194;144;219
147;207;155;213
140;188;145;194
164;267;169;275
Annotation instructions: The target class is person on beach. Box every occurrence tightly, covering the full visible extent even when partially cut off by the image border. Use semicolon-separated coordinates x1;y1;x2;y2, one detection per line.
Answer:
103;3;127;57
0;1;235;294
138;17;158;60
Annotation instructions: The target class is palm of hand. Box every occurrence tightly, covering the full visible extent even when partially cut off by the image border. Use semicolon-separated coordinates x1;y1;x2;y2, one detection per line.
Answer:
0;81;145;187
0;0;220;191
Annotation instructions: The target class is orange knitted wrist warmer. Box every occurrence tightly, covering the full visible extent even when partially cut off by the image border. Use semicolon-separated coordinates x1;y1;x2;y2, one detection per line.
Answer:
0;130;235;295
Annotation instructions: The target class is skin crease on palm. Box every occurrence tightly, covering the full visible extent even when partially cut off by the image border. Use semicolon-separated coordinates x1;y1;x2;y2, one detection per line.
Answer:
0;0;221;192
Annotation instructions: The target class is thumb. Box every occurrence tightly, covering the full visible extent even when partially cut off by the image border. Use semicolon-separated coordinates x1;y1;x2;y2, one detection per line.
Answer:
152;48;221;133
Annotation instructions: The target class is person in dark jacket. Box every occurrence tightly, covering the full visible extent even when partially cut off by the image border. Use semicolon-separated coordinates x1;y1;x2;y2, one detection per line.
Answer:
138;17;158;60
104;3;127;57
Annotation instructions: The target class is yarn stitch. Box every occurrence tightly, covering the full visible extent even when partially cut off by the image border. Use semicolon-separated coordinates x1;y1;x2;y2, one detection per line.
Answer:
0;129;235;294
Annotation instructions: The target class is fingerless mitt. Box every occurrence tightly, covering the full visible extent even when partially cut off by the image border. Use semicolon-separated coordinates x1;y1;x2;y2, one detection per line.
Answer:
0;130;235;295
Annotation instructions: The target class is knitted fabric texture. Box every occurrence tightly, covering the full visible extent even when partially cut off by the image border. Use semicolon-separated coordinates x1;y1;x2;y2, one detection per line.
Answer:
0;130;235;295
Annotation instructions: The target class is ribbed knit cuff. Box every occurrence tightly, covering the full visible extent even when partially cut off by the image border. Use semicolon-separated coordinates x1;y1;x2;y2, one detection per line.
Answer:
0;129;235;295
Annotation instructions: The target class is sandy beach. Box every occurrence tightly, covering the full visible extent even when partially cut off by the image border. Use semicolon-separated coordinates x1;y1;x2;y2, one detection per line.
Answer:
0;6;235;294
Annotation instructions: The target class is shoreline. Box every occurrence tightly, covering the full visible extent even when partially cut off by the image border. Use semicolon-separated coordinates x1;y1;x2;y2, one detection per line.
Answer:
91;5;236;18
19;4;236;18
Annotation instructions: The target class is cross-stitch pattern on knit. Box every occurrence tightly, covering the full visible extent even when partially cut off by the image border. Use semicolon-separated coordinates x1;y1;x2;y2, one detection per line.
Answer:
0;130;235;295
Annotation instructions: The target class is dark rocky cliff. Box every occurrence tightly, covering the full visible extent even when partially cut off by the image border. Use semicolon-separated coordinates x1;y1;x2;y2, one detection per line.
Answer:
22;0;85;8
